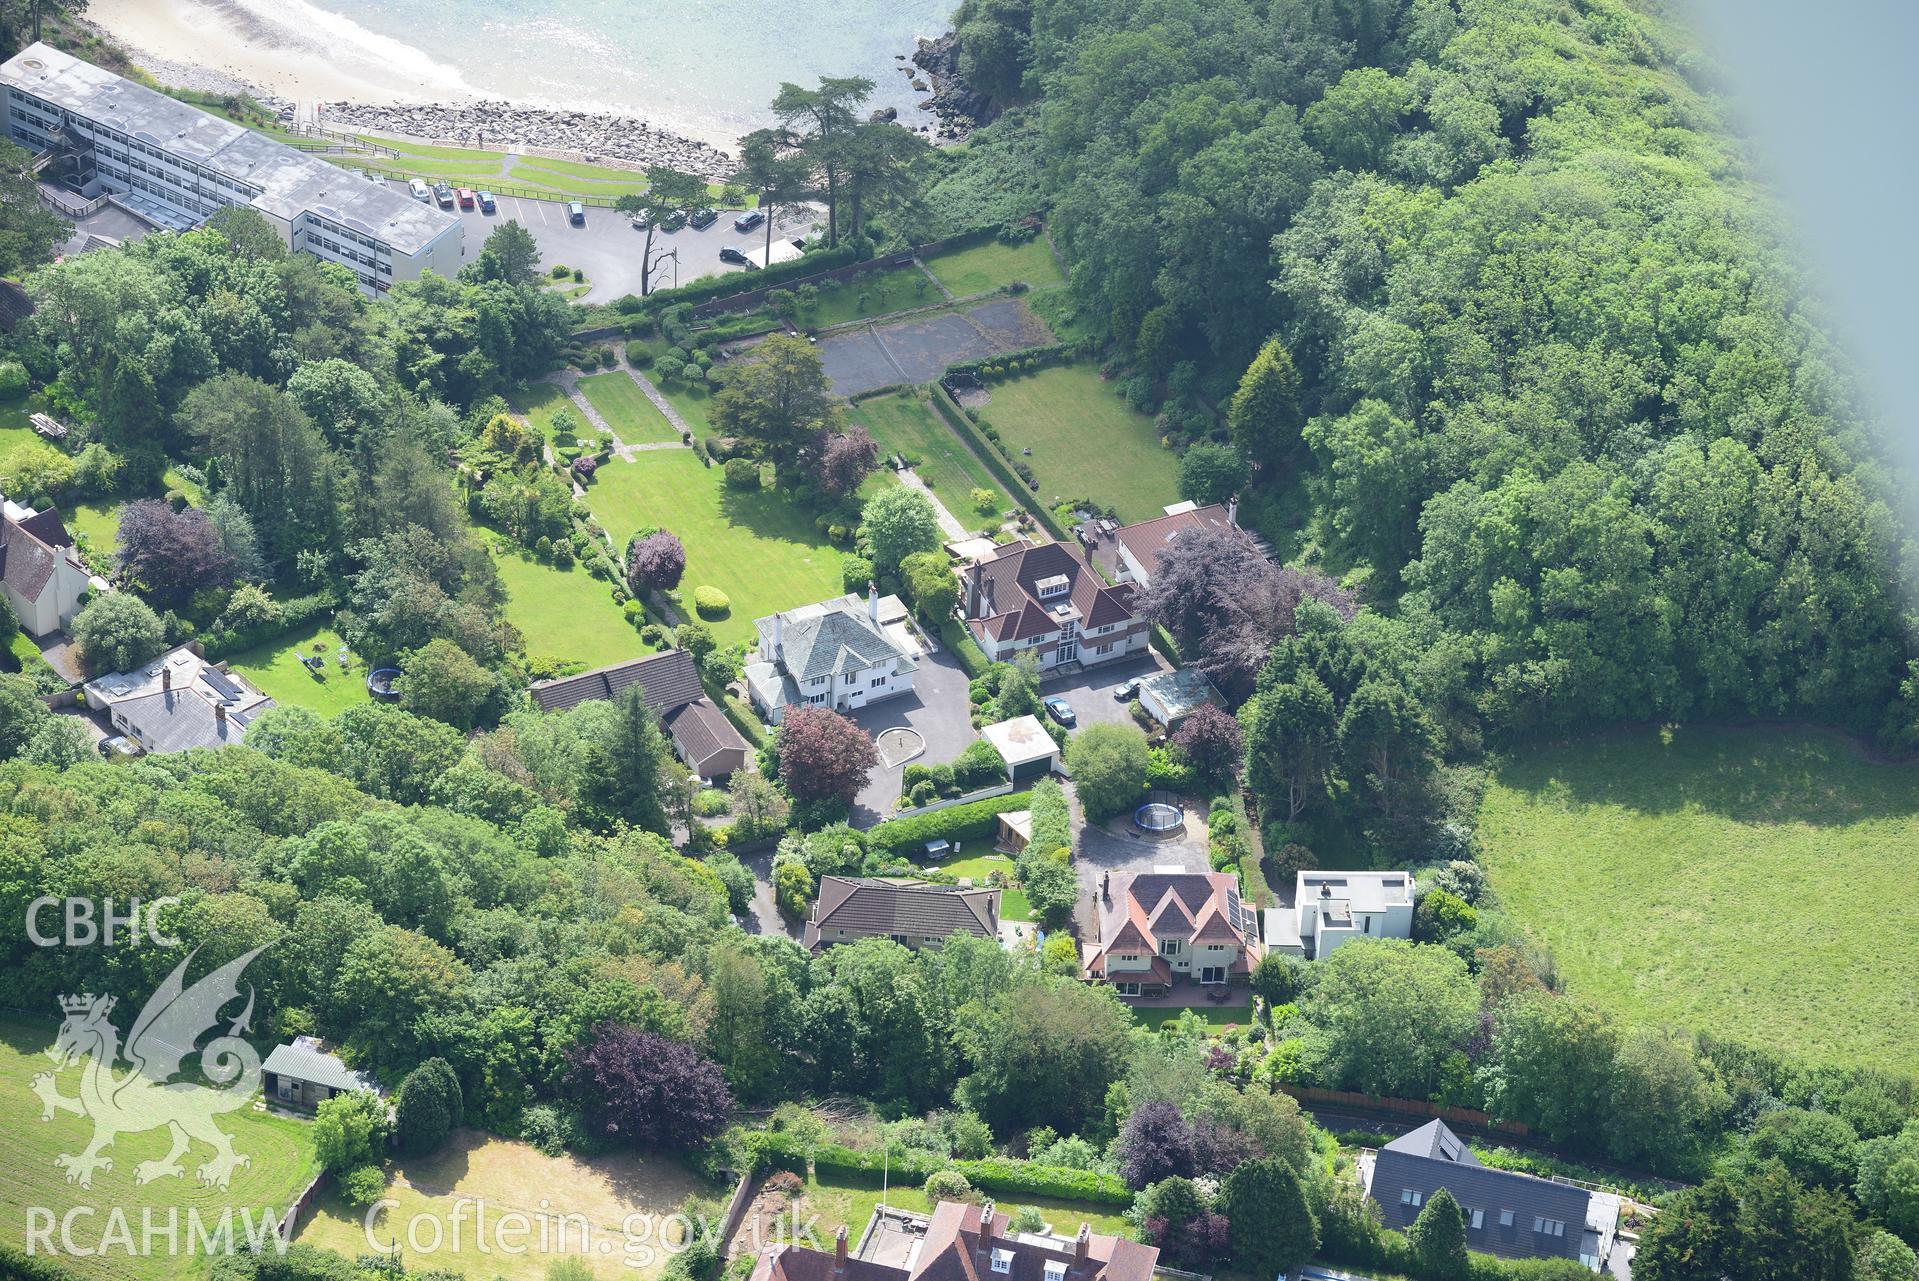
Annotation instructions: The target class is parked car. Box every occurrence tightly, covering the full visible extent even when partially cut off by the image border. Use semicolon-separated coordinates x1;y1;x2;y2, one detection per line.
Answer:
477;190;496;213
688;207;718;229
567;201;586;225
407;178;430;203
718;246;750;265
733;209;765;232
433;181;455;208
630;211;651;230
1113;677;1142;701
456;187;475;209
660;209;688;232
1043;696;1077;728
97;735;141;761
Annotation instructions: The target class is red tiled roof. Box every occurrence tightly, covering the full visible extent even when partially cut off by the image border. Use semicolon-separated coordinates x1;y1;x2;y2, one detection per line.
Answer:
1113;504;1237;579
963;540;1135;644
1084;871;1260;979
748;1201;1158;1281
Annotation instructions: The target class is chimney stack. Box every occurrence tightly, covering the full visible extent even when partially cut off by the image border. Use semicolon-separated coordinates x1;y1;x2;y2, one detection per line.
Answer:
1074;1225;1090;1265
773;611;784;662
214;702;227;727
1227;495;1238;527
834;1226;848;1269
980;1203;996;1240
868;580;879;623
162;666;172;692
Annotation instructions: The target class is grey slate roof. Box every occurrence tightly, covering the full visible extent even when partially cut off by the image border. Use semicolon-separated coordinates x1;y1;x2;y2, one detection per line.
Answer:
114;688;268;753
261;1041;381;1094
779;606;914;682
0;514;62;600
530;648;704;714
804;876;998;951
1369;1121;1590;1263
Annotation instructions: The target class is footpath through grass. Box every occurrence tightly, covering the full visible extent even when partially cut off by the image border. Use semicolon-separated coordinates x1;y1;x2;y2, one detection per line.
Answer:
581;451;845;647
976;365;1179;523
0;1017;318;1281
577;372;681;444
849;391;1015;522
1478;725;1919;1072
923;238;1066;296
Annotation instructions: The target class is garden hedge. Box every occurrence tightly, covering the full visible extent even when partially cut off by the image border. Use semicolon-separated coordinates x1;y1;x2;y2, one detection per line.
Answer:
928;386;1069;542
865;789;1034;856
203;588;339;659
622;244;865;319
746;1132;1130;1206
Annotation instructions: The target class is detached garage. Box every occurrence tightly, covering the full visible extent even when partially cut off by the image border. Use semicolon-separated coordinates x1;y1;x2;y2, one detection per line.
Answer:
262;1036;382;1112
982;715;1060;783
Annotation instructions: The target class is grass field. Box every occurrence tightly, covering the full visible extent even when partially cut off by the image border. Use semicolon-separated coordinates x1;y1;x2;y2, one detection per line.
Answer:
797;1172;1133;1246
849;391;1014;522
977;365;1178;523
224;622;367;717
1477;725;1919;1072
923;238;1066;296
576;373;681;444
581;451;845;647
65;498;120;549
0;1017;319;1281
0;392;49;453
802;267;940;329
298;1130;707;1280
1132;1002;1254;1033
919;852;1032;920
486;535;640;669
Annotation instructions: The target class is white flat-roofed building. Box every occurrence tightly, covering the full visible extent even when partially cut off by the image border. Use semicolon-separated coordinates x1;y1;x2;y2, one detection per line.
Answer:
1276;869;1416;959
2;43;461;293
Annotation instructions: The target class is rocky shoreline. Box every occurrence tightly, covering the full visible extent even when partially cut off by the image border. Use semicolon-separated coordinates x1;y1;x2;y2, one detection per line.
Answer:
314;101;736;180
907;30;997;141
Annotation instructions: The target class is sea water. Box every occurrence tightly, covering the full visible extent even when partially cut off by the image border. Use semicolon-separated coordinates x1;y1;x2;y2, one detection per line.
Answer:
291;0;952;146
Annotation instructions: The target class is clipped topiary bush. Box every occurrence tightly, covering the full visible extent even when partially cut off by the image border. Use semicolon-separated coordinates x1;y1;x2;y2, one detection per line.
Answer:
693;586;730;618
724;457;760;490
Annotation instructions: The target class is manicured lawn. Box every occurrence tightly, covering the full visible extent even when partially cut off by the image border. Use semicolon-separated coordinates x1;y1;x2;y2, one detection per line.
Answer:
0;392;49;453
976;365;1179;523
65;497;120;549
1478;725;1919;1073
801;266;940;329
849;391;1015;523
0;1017;319;1281
577;372;681;444
580;451;845;647
298;1129;706;1280
628;338;720;439
1132;1002;1253;1033
224;621;368;717
798;1171;1134;1245
509;381;581;441
924;237;1066;296
921;851;1031;920
486;535;641;669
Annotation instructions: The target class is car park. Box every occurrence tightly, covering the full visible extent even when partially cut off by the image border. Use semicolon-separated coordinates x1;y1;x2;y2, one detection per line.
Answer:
688;207;718;230
1043;696;1077;727
456;187;475;210
733;209;765;232
568;201;586;225
407;178;430;203
477;190;496;213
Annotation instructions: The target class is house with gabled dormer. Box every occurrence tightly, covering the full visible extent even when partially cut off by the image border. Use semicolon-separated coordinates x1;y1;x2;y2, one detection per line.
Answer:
1082;870;1262;996
961;539;1144;673
745;584;918;725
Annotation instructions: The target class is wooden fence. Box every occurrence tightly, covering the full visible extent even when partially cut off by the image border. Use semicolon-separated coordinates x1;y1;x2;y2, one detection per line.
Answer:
277;1170;330;1242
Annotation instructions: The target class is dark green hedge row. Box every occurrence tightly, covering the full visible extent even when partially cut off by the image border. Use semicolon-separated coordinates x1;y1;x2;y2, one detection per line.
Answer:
747;1132;1130;1205
203;588;339;660
928;387;1069;541
944;343;1073;380
619;245;866;319
865;789;1034;856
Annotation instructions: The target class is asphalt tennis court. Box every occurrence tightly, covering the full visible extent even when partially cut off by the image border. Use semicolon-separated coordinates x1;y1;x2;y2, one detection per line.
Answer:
820;298;1054;396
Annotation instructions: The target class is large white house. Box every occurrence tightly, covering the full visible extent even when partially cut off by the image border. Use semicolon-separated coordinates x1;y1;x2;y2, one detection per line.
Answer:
745;586;917;725
2;43;462;294
0;497;96;637
1264;870;1416;960
83;645;275;754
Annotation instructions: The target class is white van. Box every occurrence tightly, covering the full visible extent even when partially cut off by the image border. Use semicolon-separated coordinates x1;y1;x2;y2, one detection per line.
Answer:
407;179;430;203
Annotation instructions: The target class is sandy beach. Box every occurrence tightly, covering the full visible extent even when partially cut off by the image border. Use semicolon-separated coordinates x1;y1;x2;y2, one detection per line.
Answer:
87;0;479;108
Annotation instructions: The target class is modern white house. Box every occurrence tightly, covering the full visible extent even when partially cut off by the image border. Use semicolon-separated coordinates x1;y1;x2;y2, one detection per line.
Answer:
746;585;917;725
2;43;462;294
0;497;97;637
1264;870;1416;960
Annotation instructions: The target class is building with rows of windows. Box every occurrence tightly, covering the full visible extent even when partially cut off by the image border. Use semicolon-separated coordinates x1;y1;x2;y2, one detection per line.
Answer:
2;42;461;293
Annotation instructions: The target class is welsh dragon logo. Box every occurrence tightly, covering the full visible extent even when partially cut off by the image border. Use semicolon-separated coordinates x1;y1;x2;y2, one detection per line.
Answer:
32;946;268;1190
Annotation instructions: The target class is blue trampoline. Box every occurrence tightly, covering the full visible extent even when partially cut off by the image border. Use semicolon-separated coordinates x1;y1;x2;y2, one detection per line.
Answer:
367;668;402;701
1134;796;1184;834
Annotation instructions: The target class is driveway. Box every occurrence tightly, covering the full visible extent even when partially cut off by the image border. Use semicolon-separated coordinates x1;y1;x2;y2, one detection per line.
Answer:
417;183;816;303
1072;790;1210;941
738;844;802;942
846;647;978;827
1037;651;1167;732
